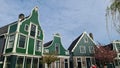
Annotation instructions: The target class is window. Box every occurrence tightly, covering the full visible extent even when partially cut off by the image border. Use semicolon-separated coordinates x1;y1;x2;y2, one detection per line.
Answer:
37;30;40;36
36;40;41;51
55;43;59;53
30;24;36;37
5;56;11;68
32;58;38;68
8;35;15;48
80;46;86;53
56;60;60;68
84;37;88;43
16;57;24;68
18;35;26;48
65;59;68;68
24;24;29;31
25;57;31;68
89;46;94;53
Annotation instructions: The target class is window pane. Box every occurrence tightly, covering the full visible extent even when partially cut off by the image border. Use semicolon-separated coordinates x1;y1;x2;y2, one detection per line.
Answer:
30;24;36;37
32;58;38;68
25;58;31;68
16;57;23;68
19;35;26;48
36;40;41;51
5;56;10;68
80;46;86;53
25;24;29;31
8;35;15;48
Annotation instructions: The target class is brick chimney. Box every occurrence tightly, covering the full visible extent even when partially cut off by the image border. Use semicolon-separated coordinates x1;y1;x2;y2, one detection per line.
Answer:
89;33;94;40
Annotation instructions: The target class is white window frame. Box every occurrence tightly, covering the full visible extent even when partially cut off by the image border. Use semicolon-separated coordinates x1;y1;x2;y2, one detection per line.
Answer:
24;24;29;32
35;40;42;51
18;35;26;49
89;46;94;53
30;23;37;37
7;34;15;48
80;46;86;53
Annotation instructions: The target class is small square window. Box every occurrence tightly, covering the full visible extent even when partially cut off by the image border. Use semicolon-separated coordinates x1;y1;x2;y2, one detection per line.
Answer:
24;24;29;31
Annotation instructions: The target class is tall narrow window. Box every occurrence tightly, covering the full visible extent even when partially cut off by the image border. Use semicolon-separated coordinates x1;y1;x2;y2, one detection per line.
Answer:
30;24;36;37
8;35;15;48
36;40;41;51
55;43;59;53
18;35;26;48
25;58;31;68
16;57;24;68
32;58;38;68
37;30;40;36
65;59;68;68
80;46;86;53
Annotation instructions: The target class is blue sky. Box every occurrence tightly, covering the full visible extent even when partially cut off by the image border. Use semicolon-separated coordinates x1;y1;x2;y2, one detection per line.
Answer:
0;0;119;49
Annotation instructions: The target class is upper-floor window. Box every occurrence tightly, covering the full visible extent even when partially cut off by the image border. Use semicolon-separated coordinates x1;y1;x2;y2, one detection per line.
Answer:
80;46;86;53
55;43;60;54
37;30;40;36
30;24;36;37
84;37;88;43
36;40;41;51
24;24;29;31
89;46;94;53
7;34;15;48
18;35;26;48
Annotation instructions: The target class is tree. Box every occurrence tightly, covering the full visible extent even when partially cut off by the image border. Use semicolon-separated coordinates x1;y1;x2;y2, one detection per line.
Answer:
41;52;59;68
106;0;120;34
94;45;117;68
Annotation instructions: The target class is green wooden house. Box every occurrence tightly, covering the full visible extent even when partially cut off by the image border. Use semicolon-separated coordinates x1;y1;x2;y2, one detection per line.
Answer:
0;7;44;68
106;40;120;68
44;33;69;68
68;32;96;68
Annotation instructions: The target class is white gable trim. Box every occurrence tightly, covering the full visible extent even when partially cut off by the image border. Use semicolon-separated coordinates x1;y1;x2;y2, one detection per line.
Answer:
71;32;96;52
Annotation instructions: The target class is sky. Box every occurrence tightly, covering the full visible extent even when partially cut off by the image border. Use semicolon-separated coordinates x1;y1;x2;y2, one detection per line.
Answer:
0;0;119;49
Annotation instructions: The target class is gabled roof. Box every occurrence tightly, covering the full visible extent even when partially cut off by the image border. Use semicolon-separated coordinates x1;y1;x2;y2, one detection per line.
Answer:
44;40;53;47
68;33;83;52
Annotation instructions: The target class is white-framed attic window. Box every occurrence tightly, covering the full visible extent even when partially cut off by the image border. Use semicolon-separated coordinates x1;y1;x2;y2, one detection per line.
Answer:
80;46;86;53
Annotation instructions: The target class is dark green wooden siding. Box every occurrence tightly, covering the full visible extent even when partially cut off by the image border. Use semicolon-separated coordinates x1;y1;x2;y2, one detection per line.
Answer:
16;48;26;53
6;48;13;53
9;24;17;33
28;38;34;54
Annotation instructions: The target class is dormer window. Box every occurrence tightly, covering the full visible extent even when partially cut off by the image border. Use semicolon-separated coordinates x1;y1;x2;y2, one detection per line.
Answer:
24;24;29;31
30;24;36;37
